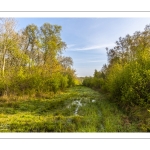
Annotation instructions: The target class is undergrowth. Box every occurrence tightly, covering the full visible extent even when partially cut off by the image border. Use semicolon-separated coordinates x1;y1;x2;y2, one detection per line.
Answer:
0;86;140;132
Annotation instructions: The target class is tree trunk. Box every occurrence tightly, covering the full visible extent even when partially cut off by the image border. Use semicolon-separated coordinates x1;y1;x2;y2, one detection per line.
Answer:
2;47;6;77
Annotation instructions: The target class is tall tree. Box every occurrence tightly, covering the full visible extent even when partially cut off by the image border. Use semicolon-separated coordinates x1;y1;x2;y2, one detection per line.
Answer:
22;24;42;67
40;23;66;75
58;56;73;70
0;18;20;77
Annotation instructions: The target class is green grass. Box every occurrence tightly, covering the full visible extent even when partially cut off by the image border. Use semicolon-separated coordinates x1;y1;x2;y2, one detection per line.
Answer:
0;86;140;132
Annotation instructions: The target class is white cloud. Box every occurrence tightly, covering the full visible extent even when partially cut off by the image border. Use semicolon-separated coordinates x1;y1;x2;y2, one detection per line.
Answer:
74;58;106;63
88;60;105;63
67;44;76;49
67;43;115;51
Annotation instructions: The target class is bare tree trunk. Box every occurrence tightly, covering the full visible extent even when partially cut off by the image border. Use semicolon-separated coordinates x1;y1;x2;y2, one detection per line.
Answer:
2;56;5;77
2;47;6;77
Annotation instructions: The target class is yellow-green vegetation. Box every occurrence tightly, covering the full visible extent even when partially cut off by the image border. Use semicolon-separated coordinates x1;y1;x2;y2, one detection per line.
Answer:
0;18;76;96
83;24;150;132
1;18;150;132
0;86;140;132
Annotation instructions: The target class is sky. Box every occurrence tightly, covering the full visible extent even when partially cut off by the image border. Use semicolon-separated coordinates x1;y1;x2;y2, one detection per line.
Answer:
16;18;150;77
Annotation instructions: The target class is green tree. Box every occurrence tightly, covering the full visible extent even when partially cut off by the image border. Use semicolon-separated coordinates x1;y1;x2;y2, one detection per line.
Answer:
22;24;41;67
0;18;21;77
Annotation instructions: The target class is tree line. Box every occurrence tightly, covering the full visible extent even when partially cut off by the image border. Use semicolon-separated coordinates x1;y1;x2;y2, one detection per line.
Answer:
0;18;77;96
83;24;150;131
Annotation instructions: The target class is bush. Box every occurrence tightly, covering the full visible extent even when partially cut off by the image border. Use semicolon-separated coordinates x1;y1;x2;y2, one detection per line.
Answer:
0;79;5;96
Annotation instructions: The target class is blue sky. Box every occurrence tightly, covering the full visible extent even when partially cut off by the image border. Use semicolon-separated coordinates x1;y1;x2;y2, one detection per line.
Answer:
16;18;150;77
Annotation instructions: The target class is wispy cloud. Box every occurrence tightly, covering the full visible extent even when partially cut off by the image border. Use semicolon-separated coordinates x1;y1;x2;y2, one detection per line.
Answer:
67;44;76;49
74;59;106;63
88;60;105;63
67;43;115;51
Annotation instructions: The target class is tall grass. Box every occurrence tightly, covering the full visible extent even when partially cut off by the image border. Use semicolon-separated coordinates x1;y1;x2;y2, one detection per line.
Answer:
0;86;140;132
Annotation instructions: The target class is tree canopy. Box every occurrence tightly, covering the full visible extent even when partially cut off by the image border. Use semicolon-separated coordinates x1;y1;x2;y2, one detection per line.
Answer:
0;18;77;96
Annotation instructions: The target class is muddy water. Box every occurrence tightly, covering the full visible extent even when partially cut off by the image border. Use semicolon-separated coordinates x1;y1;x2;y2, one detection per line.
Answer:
71;99;97;115
72;100;82;115
67;98;105;131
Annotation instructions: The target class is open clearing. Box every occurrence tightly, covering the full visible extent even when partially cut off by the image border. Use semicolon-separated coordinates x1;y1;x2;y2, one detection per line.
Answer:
0;86;138;132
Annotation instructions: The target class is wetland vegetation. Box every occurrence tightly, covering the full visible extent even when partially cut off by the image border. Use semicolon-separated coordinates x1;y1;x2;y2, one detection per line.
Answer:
0;18;149;132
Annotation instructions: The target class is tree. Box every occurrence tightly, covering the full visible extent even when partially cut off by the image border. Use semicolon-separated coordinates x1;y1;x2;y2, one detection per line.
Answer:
22;24;41;67
40;23;66;63
0;19;77;95
39;23;66;77
58;56;73;70
0;18;21;77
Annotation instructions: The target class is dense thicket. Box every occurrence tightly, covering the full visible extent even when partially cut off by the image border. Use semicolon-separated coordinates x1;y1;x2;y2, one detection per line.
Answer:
83;24;150;107
0;18;77;96
83;25;150;131
82;68;106;90
105;25;150;108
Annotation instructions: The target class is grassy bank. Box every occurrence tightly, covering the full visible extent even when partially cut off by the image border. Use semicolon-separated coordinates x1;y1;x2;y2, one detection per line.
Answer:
0;86;139;132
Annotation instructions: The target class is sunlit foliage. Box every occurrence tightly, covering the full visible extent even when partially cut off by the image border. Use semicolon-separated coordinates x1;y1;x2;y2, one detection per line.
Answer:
0;18;77;96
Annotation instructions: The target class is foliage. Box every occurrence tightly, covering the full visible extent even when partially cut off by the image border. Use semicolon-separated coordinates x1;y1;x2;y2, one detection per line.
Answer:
0;86;140;132
83;24;150;132
82;69;105;91
0;18;77;96
105;25;150;108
